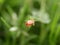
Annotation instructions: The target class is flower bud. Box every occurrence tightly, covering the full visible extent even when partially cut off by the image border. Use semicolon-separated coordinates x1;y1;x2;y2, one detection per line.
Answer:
26;19;34;27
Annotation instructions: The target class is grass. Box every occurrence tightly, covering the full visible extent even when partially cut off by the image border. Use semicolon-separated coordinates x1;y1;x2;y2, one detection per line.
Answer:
0;0;60;45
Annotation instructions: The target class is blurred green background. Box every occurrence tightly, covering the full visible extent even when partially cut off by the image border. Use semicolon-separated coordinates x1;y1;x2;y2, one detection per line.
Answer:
0;0;60;45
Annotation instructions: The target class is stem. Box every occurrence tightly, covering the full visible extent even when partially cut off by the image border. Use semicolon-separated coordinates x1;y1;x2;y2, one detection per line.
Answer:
19;32;25;45
50;0;58;18
12;38;16;45
5;31;10;45
18;0;30;45
49;5;60;45
6;5;13;16
1;17;10;45
39;0;48;43
40;0;46;11
53;24;60;44
38;24;47;45
1;17;10;28
18;0;29;27
12;32;17;45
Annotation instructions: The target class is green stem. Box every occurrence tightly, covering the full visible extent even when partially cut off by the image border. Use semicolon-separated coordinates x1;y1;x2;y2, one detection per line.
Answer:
6;5;13;16
12;38;16;45
19;32;25;45
18;0;29;27
49;5;60;45
40;0;46;11
50;0;58;18
18;0;30;45
1;17;11;28
5;31;10;45
53;24;60;44
1;17;11;45
38;24;47;45
39;0;47;43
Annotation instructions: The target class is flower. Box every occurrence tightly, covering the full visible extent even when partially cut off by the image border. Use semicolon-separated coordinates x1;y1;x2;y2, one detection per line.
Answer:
11;12;18;26
32;10;51;24
26;19;34;27
9;26;18;32
9;26;22;38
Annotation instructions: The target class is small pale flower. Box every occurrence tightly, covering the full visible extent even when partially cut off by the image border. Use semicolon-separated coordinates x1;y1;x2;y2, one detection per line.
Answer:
32;10;51;24
9;27;18;32
11;12;18;25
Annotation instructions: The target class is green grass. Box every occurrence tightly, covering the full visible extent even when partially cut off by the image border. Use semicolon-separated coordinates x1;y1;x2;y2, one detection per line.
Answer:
0;0;60;45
